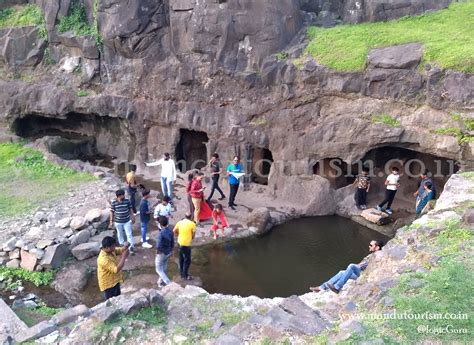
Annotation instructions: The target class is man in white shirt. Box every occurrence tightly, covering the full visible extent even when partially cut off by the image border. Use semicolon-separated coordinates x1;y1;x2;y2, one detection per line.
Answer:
377;167;400;215
146;153;177;202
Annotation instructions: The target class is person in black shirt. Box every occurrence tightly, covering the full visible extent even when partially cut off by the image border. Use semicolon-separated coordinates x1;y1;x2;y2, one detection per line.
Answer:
155;217;175;287
207;153;226;202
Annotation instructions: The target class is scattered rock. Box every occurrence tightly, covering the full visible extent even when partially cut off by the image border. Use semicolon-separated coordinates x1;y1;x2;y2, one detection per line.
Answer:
463;208;474;224
52;263;90;304
56;217;72;229
110;326;122;341
90;303;120;322
40;243;71;269
36;239;54;249
85;208;103;223
29;248;45;260
71;242;100;260
52;304;90;326
69;229;91;248
15;320;57;343
6;259;20;268
334;320;365;341
9;248;20;260
368;43;423;69
36;330;59;344
33;211;48;225
94;171;106;178
70;216;87;231
89;230;115;243
14;239;25;249
3;237;18;252
20;249;37;271
387;246;407;261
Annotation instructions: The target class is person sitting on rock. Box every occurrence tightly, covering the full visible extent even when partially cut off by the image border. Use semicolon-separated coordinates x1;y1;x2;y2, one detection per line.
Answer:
416;182;435;216
310;240;384;294
97;236;130;300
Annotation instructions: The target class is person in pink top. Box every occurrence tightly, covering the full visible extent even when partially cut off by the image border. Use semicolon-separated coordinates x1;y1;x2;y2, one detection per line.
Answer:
211;204;229;240
190;173;205;225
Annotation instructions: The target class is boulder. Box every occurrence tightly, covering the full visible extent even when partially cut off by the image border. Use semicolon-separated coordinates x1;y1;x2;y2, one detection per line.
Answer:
29;248;45;260
85;208;103;223
360;208;391;225
40;243;71;269
463;208;474;224
0;298;28;344
9;248;20;260
6;259;20;268
56;217;72;229
90;302;121;322
109;291;149;315
3;237;18;252
93;171;106;178
20;250;37;271
15;320;57;343
36;239;54;249
334;320;365;341
71;242;100;260
368;43;423;70
0;26;46;68
51;304;90;326
70;216;87;230
69;229;91;248
246;208;271;235
33;211;48;225
14;239;25;249
52;263;90;304
89;230;115;243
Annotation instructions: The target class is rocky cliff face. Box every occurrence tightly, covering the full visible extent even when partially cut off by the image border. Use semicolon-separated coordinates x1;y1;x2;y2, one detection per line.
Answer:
1;0;472;216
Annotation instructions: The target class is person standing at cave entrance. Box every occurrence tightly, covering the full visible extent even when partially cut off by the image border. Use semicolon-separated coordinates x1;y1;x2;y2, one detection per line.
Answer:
125;164;138;214
173;213;196;280
413;169;436;204
145;152;177;203
155;217;175;287
110;189;136;254
227;156;243;210
97;236;130;300
310;240;384;294
190;172;206;225
140;189;153;248
377;167;400;215
186;171;197;215
416;182;435;216
352;166;371;210
207;153;226;202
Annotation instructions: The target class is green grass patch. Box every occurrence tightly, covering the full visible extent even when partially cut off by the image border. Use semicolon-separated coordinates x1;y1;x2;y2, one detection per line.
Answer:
0;143;93;218
275;51;288;61
57;0;102;49
305;1;474;72
0;267;55;291
93;306;166;342
372;113;401;128
431;128;474;144
77;89;90;97
0;5;46;39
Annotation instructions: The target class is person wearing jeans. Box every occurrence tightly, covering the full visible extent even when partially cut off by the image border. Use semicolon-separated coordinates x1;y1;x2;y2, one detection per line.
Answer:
110;189;136;254
173;213;196;280
227;156;242;210
139;189;152;248
377;167;400;215
145;152;177;201
155;217;174;287
207;153;226;202
125;165;138;214
310;240;384;294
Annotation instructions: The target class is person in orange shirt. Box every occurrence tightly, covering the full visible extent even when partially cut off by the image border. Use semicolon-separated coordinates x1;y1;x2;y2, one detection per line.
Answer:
97;236;130;299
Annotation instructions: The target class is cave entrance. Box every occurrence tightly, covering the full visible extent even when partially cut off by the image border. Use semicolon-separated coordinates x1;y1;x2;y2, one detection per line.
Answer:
312;158;357;189
359;146;459;207
11;113;134;163
175;129;209;172
251;147;274;185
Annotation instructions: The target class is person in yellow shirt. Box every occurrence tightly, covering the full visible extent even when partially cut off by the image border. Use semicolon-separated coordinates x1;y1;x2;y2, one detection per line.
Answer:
173;213;196;280
97;236;130;299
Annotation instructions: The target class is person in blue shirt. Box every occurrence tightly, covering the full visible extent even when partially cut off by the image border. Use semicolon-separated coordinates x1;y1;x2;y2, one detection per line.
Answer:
139;189;152;248
227;156;242;210
155;217;175;287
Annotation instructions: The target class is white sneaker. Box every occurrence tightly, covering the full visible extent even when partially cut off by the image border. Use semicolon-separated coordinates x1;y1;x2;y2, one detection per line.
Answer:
142;242;152;248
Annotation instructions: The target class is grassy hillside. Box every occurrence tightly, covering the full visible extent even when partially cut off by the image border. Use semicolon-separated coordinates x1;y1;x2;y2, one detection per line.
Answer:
0;143;93;218
0;4;46;38
305;1;474;73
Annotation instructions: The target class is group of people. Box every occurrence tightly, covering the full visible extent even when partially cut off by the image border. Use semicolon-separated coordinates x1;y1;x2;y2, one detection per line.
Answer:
353;167;436;216
100;154;438;299
98;152;243;299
